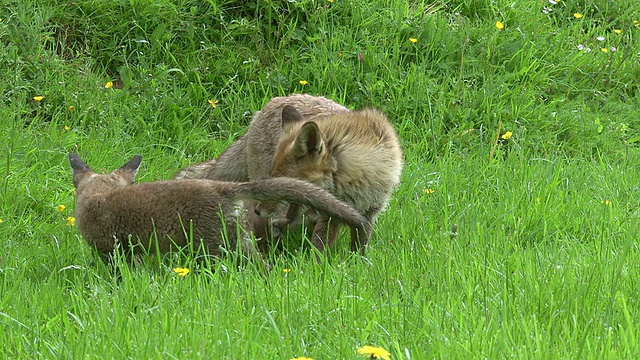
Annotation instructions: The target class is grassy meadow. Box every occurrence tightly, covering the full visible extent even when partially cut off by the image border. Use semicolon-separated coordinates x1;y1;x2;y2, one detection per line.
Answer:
1;0;640;358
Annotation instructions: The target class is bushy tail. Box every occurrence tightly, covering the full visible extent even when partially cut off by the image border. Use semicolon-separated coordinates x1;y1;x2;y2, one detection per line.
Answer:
231;178;368;228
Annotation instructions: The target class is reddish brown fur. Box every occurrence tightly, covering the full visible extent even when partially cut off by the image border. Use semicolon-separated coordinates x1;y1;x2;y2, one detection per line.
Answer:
263;107;403;255
70;154;369;264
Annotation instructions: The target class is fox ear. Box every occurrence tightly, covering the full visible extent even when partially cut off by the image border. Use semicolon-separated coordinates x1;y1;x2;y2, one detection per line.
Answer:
118;155;142;179
69;153;94;188
69;153;90;172
282;105;305;129
293;122;324;158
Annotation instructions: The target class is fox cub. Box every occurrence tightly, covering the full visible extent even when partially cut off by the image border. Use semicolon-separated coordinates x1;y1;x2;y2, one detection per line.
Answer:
69;153;369;263
258;106;403;256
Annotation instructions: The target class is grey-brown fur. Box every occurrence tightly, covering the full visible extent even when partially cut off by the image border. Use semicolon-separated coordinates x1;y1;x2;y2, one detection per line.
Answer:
70;154;369;263
261;106;403;256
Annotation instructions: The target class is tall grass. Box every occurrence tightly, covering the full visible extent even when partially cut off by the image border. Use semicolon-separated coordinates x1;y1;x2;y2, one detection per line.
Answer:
1;0;639;358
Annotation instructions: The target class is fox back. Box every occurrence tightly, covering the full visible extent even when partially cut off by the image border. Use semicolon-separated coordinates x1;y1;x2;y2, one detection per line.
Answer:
70;154;257;260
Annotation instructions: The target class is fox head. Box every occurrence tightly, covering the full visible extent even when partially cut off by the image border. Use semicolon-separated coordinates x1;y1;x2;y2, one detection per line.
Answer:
256;106;337;222
69;153;142;198
271;105;336;187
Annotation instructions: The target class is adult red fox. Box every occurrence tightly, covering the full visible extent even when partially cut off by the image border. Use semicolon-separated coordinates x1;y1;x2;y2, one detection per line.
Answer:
258;106;403;256
69;154;369;264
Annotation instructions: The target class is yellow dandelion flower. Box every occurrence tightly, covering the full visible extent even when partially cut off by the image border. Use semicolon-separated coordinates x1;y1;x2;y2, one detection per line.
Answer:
105;81;113;89
496;21;504;30
208;99;218;108
573;13;583;19
66;216;76;226
173;267;190;276
634;20;639;27
64;125;71;131
299;80;308;86
536;197;541;204
0;219;3;224
601;48;609;53
501;131;513;140
614;29;622;34
56;205;66;212
290;357;313;360
328;0;334;2
283;268;292;273
33;96;44;102
409;38;418;43
68;105;76;112
357;346;390;360
423;188;435;194
601;200;611;205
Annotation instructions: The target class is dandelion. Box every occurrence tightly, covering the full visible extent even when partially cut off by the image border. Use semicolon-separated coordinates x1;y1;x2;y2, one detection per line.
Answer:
56;205;66;212
105;81;113;89
283;268;292;273
0;219;3;224
290;357;313;360
634;20;639;27
501;131;513;140
64;125;71;131
68;105;76;112
66;216;76;226
299;80;308;86
33;96;44;102
614;29;622;34
536;197;541;204
328;0;334;2
573;13;583;19
173;267;190;277
496;21;504;30
357;346;391;360
423;188;435;194
601;200;611;205
409;38;418;43
601;48;609;53
208;99;218;108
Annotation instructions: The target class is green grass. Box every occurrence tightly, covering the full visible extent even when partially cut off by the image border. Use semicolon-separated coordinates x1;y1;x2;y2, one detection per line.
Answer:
1;0;640;358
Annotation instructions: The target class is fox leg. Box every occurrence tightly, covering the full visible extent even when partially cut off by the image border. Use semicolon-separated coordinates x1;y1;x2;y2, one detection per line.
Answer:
311;216;341;254
350;211;377;256
246;201;278;253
